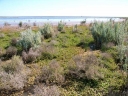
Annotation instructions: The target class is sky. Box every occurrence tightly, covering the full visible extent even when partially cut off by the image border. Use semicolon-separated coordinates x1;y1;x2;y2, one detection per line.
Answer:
0;0;128;17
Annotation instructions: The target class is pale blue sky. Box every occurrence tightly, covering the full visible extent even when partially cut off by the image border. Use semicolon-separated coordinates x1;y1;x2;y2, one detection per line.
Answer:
0;0;128;16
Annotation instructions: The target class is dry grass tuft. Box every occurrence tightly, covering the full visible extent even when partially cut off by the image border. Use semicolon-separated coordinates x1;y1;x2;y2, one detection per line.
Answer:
39;60;65;85
0;56;31;90
33;84;60;96
22;48;40;63
68;51;104;80
6;46;17;57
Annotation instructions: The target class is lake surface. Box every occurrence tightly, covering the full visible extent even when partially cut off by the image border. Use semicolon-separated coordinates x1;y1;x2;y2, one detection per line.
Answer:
0;16;123;26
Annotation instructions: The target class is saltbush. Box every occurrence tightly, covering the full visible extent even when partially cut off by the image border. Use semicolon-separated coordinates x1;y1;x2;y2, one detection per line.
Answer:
18;29;42;51
57;21;65;32
90;19;128;70
90;20;117;49
40;23;54;39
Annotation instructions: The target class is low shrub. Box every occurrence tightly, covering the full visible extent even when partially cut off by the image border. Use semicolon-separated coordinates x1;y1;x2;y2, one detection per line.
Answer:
33;84;60;96
40;23;54;39
39;60;65;85
39;42;57;60
6;46;17;57
11;38;18;46
0;56;31;90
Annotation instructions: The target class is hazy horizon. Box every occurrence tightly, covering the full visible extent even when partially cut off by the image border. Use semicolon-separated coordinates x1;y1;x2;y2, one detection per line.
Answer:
0;0;128;17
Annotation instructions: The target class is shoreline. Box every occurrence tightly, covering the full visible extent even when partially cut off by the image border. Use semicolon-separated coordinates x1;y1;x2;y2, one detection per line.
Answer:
0;21;82;28
0;18;125;28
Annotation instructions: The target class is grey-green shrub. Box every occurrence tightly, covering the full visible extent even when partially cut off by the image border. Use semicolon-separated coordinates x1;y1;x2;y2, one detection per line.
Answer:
91;19;128;70
116;19;128;67
90;20;125;49
57;21;65;32
18;29;41;51
40;23;54;39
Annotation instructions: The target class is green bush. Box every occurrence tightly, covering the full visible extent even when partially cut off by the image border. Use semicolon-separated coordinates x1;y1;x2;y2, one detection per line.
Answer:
57;21;65;32
90;20;118;49
40;23;54;39
91;19;128;70
18;29;41;51
18;21;22;27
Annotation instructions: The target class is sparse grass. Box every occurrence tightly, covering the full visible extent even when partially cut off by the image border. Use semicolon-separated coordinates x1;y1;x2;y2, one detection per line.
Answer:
0;32;20;49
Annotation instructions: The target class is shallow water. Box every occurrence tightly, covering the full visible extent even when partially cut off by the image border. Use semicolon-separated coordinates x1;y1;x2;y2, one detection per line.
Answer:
0;16;123;26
